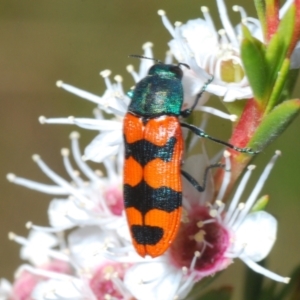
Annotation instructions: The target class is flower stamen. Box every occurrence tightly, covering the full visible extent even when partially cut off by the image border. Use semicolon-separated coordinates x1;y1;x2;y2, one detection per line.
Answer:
233;151;281;229
157;10;175;38
224;165;256;224
200;6;217;35
215;150;231;202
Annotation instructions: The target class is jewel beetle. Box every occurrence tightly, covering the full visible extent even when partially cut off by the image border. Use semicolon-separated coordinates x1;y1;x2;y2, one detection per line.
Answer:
123;55;257;258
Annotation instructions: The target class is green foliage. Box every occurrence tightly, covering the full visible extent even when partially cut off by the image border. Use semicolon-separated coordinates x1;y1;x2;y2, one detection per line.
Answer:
241;26;268;104
254;0;266;36
248;99;300;150
265;58;291;113
241;4;297;113
251;195;269;212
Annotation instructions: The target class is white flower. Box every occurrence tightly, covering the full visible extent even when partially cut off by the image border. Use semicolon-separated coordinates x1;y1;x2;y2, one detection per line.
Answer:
0;279;12;300
28;226;137;300
32;278;94;300
8;225;138;300
124;256;188;300
6;135;142;299
158;0;300;102
7;133;127;236
8;231;58;266
173;150;289;282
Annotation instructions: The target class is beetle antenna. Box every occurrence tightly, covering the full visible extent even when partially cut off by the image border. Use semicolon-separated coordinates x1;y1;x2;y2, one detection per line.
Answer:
129;54;162;64
178;62;190;69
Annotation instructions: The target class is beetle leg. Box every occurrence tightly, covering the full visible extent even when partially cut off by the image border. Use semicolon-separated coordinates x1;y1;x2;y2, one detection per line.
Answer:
180;122;259;154
181;163;223;192
180;76;214;118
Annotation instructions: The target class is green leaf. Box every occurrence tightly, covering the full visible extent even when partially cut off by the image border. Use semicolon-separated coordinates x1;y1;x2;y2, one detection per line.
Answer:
241;28;269;104
265;5;295;89
254;0;266;38
276;4;295;54
251;195;269;212
248;99;300;151
265;58;290;113
197;287;233;300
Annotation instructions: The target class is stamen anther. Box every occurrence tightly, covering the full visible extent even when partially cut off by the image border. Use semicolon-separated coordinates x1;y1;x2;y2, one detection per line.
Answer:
196;221;203;228
8;232;16;240
275;150;281;156
126;65;134;72
230;114;238;121
114;75;123;83
142;42;153;49
238;203;245;210
26;221;32;229
182;266;188;275
39;116;46;124
32;154;40;162
209;209;218;217
61;148;70;156
6;173;16;182
218;29;226;36
224;150;231;158
201;6;209;13
56;80;63;88
248;165;256;171
157;9;166;16
70;131;80;139
194;230;206;242
194;251;201;258
100;70;111;78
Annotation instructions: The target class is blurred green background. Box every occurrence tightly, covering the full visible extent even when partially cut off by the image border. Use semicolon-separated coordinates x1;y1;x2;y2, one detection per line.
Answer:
0;1;299;299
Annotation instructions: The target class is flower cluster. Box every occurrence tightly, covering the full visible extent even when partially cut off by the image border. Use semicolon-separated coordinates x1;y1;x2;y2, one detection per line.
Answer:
2;0;300;299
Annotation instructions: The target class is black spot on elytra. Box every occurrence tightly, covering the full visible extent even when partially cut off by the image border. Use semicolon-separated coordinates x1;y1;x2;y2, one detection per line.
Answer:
131;225;163;245
124;136;177;167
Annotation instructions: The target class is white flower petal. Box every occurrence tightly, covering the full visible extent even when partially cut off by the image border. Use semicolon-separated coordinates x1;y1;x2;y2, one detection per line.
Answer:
124;260;182;300
68;226;117;269
20;231;58;266
223;85;253;102
234;211;277;262
180;19;218;56
0;279;12;300
84;131;122;162
32;278;94;300
48;199;90;228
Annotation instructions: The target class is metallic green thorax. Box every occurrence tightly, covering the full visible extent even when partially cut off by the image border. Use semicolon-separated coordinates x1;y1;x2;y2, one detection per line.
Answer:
128;64;184;117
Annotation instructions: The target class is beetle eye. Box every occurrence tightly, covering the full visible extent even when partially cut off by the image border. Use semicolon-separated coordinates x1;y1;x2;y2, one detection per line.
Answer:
178;62;190;70
169;66;183;79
